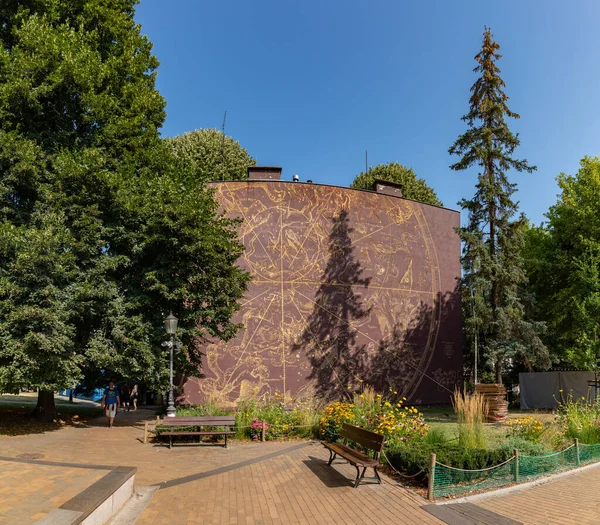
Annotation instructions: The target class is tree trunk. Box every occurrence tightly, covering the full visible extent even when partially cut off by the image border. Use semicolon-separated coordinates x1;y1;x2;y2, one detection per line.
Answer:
31;390;57;422
495;357;503;384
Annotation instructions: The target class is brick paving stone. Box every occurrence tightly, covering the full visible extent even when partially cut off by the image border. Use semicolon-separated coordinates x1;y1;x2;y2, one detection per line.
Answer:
476;465;600;525
0;460;106;524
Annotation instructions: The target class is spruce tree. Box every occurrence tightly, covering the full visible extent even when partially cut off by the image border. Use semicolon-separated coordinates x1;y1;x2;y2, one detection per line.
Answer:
449;27;548;383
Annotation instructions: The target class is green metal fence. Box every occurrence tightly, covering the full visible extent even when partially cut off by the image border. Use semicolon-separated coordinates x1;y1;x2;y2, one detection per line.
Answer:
429;440;600;500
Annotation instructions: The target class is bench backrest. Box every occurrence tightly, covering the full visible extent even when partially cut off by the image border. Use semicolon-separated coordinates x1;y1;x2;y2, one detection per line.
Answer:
162;416;235;426
340;423;385;454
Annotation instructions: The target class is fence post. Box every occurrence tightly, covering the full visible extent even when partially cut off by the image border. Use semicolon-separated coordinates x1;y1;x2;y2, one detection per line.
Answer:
261;420;266;442
427;453;436;502
514;448;519;483
575;438;580;466
143;421;148;444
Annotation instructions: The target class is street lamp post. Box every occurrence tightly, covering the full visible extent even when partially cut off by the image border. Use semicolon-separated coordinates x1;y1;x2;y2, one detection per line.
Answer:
164;313;178;418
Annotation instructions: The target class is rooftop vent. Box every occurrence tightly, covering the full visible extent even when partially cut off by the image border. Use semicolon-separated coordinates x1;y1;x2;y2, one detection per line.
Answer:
373;179;403;198
247;166;282;180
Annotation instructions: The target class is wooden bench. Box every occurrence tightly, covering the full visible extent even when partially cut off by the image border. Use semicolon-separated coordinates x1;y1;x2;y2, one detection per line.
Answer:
158;416;236;449
321;422;384;488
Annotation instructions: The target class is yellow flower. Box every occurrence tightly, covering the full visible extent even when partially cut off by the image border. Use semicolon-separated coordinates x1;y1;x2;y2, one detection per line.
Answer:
402;397;407;401
347;386;352;390
582;396;586;400
559;389;563;392
394;391;398;395
359;379;364;383
359;394;364;398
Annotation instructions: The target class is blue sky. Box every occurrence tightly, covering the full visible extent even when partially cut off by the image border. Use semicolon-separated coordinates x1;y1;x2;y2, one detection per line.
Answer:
136;0;600;224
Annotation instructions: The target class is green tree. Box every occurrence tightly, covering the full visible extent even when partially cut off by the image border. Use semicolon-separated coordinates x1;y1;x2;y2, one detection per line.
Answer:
0;1;250;419
449;27;547;383
0;210;81;416
350;162;442;206
165;129;256;184
525;158;600;370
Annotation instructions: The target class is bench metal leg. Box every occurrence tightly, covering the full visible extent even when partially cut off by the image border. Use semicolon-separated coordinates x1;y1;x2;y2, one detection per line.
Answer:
353;467;367;488
169;435;172;449
374;467;382;484
327;450;337;466
224;434;228;448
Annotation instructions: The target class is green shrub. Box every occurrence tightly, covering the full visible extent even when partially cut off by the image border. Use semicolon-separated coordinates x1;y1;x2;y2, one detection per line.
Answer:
383;442;512;485
556;391;600;444
503;416;545;442
320;386;429;445
176;394;321;441
423;427;450;446
500;437;551;456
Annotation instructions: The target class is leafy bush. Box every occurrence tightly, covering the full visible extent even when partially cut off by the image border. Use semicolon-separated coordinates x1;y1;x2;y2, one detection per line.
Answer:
177;392;321;441
423;426;451;446
319;386;429;444
319;401;354;442
499;437;551;456
556;391;600;444
503;416;545;442
383;442;512;485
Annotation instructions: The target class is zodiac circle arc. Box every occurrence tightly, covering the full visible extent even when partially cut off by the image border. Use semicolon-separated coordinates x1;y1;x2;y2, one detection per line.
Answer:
183;181;447;405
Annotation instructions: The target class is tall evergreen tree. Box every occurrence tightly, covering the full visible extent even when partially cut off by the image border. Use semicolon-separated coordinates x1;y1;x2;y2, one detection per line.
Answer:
449;27;548;383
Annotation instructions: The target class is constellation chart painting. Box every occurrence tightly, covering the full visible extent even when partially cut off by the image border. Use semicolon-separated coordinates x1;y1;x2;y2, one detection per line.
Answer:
182;181;462;405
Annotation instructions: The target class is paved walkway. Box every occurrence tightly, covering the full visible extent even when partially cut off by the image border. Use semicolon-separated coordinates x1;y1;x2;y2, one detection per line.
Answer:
0;459;107;523
478;465;600;524
2;409;600;524
0;409;443;525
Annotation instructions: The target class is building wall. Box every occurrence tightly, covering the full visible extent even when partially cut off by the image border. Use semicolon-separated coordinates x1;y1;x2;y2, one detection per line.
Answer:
182;181;462;405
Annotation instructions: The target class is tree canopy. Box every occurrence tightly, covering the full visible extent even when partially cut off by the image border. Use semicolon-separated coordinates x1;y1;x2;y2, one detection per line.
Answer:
449;27;547;383
0;0;250;419
350;162;442;206
165;129;256;184
523;157;600;371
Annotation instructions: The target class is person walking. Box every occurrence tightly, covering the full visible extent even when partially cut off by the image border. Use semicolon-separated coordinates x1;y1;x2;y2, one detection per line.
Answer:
130;384;139;411
101;381;120;427
120;383;131;412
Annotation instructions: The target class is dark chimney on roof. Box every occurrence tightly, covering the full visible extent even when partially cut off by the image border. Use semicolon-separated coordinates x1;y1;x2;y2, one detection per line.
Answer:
247;166;282;180
373;179;403;198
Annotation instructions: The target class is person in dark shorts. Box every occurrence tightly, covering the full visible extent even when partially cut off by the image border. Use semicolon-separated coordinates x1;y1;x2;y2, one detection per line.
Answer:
120;383;131;412
101;381;120;427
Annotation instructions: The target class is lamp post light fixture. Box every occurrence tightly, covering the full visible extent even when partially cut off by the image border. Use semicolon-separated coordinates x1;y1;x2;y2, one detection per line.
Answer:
164;313;178;417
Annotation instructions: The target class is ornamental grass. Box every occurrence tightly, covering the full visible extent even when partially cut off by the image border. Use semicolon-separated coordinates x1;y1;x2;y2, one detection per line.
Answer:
453;388;488;450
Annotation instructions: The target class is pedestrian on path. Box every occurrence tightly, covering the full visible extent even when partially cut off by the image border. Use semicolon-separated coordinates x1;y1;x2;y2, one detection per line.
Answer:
131;384;139;411
120;383;131;412
101;381;120;427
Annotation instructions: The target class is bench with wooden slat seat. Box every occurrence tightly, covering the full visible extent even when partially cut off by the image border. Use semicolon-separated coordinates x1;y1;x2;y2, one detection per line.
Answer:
158;416;236;449
321;422;385;488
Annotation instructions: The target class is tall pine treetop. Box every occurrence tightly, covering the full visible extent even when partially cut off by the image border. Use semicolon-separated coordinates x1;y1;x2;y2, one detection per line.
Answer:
450;27;535;177
449;27;547;384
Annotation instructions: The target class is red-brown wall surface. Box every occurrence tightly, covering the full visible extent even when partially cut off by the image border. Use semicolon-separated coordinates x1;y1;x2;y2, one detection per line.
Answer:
183;181;462;405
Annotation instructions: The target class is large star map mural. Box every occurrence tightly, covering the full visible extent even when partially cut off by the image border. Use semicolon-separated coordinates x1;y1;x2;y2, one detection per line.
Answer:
182;181;462;405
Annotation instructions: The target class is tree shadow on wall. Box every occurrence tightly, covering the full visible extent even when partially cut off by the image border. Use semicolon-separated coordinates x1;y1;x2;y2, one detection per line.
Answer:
291;209;371;401
367;285;461;402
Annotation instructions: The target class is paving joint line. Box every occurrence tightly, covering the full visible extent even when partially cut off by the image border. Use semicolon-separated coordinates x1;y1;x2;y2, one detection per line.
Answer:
155;441;313;490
